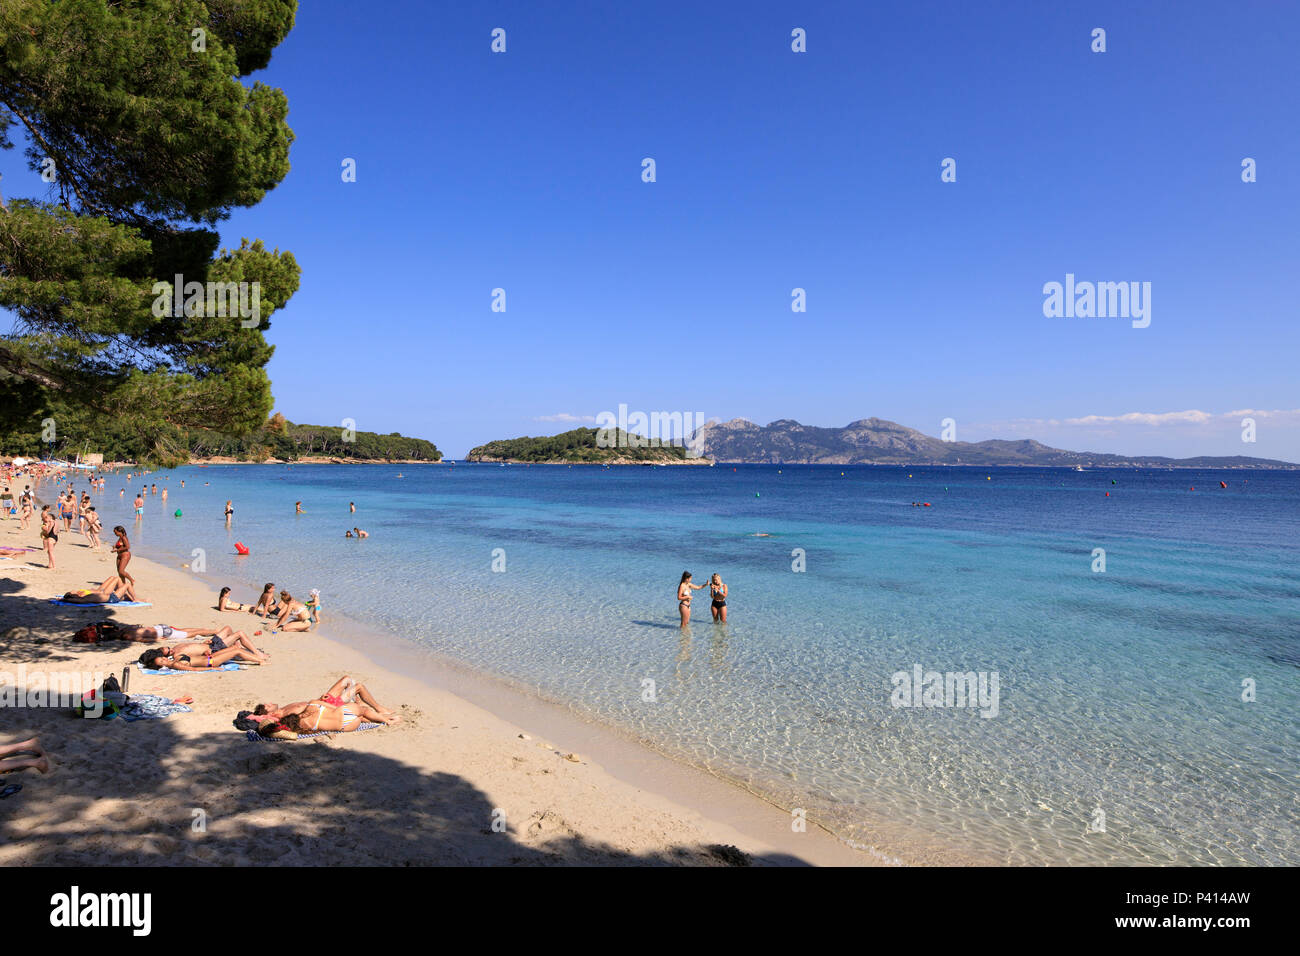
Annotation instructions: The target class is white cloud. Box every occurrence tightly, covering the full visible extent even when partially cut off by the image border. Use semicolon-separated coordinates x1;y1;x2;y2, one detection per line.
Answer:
977;409;1300;431
533;413;597;423
1063;410;1214;427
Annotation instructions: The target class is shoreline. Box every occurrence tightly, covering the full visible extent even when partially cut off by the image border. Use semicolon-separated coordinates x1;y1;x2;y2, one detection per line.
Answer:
0;497;908;866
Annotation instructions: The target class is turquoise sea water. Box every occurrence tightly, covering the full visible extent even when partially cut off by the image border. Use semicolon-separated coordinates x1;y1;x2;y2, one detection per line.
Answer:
74;463;1298;864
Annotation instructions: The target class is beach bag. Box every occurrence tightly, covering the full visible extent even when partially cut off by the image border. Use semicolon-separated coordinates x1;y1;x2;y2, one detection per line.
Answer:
72;622;120;644
73;624;100;644
77;688;126;719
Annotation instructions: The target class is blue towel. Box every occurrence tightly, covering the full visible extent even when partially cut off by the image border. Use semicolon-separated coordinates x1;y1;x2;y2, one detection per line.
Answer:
245;723;382;741
135;661;242;676
49;599;152;607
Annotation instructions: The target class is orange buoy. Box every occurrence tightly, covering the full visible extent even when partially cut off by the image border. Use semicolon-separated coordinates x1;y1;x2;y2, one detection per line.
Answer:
1219;481;1227;488
234;542;250;555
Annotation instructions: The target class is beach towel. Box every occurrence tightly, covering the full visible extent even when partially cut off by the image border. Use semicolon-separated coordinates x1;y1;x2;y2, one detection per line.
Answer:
121;694;193;721
48;599;152;608
244;723;383;742
135;661;243;676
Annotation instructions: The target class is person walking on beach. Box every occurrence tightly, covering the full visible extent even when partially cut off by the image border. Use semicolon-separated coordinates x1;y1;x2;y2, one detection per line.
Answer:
84;506;102;550
18;489;32;530
111;526;135;586
677;571;706;628
709;573;729;624
59;492;76;531
40;505;58;568
77;493;91;536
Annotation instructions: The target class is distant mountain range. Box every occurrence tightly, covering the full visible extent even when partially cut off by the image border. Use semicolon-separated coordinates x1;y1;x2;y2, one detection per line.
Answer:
688;418;1297;468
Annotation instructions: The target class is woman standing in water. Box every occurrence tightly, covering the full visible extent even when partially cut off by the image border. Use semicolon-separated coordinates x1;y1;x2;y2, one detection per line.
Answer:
676;571;706;628
225;500;234;526
709;573;729;623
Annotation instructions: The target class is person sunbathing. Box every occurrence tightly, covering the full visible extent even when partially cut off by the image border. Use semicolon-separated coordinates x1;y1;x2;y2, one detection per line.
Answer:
0;737;50;775
217;586;249;612
138;631;270;670
253;676;400;731
113;623;239;644
60;575;138;604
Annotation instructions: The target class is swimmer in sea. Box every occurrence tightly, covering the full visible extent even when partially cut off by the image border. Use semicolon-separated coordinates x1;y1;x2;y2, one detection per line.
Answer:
295;501;305;514
353;527;368;538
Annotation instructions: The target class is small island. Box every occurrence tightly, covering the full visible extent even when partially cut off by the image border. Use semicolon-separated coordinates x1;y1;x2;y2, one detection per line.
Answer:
186;416;442;464
466;427;709;464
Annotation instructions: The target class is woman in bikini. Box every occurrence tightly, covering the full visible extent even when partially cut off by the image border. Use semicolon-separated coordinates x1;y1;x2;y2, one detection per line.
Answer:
111;526;135;586
138;633;269;671
217;587;249;612
249;583;279;618
677;571;706;628
84;506;102;550
274;591;313;632
224;500;233;526
60;575;138;604
709;573;729;623
40;506;58;568
253;676;400;733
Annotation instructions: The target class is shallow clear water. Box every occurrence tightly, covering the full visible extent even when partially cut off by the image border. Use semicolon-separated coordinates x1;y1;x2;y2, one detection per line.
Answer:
83;463;1299;864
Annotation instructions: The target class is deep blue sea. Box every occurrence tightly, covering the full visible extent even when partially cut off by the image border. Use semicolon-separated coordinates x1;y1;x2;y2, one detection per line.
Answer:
73;463;1299;864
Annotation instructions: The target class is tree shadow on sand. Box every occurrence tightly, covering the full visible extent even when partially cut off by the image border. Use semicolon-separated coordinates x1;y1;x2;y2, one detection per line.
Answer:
0;707;810;866
0;573;173;666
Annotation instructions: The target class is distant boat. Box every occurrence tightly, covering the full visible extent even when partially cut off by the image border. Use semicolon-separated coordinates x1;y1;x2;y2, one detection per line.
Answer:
1073;465;1085;472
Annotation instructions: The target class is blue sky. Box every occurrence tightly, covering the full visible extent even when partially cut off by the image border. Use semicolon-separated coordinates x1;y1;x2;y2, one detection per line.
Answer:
5;1;1298;459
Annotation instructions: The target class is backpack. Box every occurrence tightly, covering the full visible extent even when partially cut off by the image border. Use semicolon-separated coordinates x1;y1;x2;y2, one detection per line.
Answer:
72;621;121;644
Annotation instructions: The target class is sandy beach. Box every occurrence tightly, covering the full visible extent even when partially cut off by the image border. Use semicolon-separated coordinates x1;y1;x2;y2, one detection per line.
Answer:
0;496;895;867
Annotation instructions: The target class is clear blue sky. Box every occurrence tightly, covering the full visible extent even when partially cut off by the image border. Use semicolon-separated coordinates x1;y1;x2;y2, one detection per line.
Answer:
6;1;1298;459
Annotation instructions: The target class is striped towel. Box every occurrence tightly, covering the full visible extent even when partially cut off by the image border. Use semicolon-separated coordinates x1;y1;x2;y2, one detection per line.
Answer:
244;723;383;742
136;661;242;676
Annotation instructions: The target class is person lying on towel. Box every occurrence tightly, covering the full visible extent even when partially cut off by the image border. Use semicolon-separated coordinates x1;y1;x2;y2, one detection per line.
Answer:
138;631;270;670
252;675;401;733
59;575;139;604
113;623;243;644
